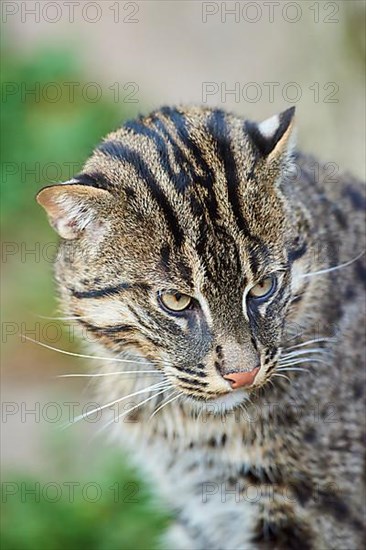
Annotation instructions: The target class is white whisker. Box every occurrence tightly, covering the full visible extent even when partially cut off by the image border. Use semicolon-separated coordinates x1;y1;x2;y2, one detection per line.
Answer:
22;336;155;366
31;312;128;322
285;338;335;351
281;348;328;359
98;387;169;433
149;391;182;421
62;381;169;428
284;331;306;342
300;250;364;279
278;358;327;367
276;367;311;374
56;371;160;378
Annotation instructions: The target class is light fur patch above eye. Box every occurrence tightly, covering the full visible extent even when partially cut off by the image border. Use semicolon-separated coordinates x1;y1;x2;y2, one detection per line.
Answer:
291;257;309;296
77;301;132;327
242;286;250;322
195;291;213;327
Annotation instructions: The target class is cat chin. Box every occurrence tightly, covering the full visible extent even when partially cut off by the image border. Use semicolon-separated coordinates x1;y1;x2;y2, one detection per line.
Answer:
209;389;252;412
188;388;251;416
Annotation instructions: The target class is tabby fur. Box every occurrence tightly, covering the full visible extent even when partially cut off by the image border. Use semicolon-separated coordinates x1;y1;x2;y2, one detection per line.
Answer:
37;106;366;549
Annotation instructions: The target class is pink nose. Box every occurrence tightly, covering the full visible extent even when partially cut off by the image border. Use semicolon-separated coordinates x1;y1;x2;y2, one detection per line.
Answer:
223;367;260;389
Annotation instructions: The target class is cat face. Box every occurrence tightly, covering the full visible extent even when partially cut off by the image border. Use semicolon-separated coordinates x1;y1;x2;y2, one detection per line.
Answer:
38;106;310;407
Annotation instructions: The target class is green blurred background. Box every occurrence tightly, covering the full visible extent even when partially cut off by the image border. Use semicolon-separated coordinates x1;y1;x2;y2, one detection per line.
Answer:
1;1;365;549
1;44;170;550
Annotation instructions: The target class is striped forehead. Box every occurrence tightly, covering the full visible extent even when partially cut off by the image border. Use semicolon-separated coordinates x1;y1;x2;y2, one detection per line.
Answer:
81;106;257;238
78;107;285;283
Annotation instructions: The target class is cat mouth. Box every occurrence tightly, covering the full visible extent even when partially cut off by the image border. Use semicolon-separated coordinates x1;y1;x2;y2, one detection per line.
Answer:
182;367;262;410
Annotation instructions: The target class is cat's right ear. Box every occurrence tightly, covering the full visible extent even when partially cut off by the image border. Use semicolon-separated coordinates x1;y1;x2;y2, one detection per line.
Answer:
245;107;296;164
36;183;112;239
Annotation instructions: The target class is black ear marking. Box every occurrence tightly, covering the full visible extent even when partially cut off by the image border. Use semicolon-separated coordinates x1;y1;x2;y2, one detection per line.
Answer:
245;107;296;158
73;172;116;192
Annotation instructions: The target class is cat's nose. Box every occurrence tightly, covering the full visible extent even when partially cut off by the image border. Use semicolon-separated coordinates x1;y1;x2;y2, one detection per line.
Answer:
223;367;260;389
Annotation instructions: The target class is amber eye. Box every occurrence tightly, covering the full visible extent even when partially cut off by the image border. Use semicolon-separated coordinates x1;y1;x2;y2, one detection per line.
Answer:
248;275;277;302
159;291;192;313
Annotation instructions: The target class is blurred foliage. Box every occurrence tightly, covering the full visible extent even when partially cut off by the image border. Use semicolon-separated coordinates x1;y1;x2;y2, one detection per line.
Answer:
1;450;170;550
0;48;124;233
0;47;130;334
1;48;169;549
343;2;366;66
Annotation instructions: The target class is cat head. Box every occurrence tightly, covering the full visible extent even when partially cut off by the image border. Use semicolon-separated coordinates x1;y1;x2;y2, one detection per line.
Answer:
37;106;311;410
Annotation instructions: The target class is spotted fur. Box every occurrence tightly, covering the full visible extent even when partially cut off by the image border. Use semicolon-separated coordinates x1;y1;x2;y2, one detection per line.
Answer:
37;106;366;549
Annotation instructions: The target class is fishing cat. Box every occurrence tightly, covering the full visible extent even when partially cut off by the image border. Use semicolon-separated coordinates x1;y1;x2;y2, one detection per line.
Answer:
37;106;366;549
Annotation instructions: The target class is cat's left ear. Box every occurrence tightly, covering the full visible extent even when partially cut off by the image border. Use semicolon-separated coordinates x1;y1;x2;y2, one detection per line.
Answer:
36;182;112;239
245;106;296;164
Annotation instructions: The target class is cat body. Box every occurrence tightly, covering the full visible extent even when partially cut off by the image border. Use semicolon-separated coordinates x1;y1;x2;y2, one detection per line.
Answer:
38;106;365;549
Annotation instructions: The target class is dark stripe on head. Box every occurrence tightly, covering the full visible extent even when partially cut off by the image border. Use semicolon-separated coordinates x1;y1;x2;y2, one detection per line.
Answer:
248;247;260;275
177;260;193;286
160;245;171;270
124;118;185;190
193;206;209;258
158;109;240;277
98;141;184;247
160;107;219;220
70;282;131;299
152;114;194;192
247;240;271;275
208;110;251;237
124;186;136;198
160;243;192;286
74;172;115;191
78;319;136;336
